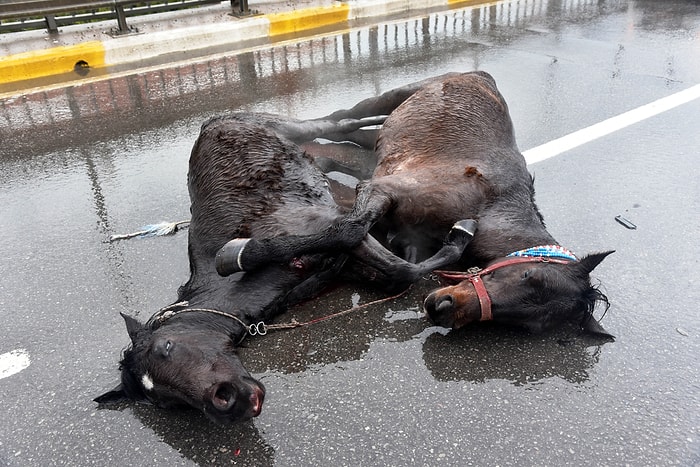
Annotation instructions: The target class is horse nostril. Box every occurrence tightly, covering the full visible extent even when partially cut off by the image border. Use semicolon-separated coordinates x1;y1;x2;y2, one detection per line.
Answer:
212;383;237;411
435;295;454;313
250;386;264;417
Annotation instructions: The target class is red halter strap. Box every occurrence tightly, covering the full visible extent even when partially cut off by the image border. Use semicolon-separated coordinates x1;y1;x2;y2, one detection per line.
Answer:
469;274;492;321
435;256;574;322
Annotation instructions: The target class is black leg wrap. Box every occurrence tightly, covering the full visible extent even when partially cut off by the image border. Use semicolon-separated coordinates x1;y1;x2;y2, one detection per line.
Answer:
216;238;251;276
447;219;477;245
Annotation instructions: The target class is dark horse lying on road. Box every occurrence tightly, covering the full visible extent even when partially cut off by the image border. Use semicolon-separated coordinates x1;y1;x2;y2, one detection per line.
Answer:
216;71;614;337
95;103;476;423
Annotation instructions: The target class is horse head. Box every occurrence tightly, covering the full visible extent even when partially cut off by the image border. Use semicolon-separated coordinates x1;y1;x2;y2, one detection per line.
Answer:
95;311;265;424
424;249;614;337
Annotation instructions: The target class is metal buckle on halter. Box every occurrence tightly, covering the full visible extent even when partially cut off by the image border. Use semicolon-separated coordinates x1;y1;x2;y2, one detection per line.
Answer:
247;322;267;336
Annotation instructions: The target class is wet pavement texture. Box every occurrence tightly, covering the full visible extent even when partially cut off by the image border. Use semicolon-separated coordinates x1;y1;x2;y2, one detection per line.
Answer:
1;0;699;465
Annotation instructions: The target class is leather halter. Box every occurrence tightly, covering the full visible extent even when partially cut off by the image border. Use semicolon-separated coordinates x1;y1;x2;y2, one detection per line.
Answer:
436;256;574;322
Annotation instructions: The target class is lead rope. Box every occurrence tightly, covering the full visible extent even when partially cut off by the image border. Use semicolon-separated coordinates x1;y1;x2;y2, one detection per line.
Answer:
152;287;411;340
263;287;411;333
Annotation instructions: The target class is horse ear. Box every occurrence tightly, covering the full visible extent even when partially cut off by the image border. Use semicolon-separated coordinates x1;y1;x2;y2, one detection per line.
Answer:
94;383;128;404
577;250;615;275
581;313;615;340
120;312;143;344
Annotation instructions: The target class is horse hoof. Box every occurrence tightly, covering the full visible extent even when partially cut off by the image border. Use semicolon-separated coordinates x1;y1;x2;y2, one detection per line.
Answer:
216;238;251;276
448;219;477;243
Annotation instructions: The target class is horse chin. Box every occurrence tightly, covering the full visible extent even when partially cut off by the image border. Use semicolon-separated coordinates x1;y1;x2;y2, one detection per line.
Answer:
449;305;483;329
426;310;457;329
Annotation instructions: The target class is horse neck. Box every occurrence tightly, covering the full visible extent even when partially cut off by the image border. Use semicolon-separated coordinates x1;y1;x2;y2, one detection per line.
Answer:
160;305;248;339
178;260;290;325
471;205;558;263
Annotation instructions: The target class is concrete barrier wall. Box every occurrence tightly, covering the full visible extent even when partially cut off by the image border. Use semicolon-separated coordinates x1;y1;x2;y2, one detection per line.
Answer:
1;0;607;87
0;0;490;86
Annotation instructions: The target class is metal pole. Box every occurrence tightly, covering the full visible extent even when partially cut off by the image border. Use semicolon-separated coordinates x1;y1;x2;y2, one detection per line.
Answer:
115;5;129;33
45;15;58;33
231;0;250;16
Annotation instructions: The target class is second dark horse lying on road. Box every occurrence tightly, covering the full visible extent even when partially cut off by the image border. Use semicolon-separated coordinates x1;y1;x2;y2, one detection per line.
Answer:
217;71;614;337
95;101;475;423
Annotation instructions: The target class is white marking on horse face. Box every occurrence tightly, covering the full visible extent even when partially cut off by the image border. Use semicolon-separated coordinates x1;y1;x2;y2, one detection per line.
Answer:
142;373;155;391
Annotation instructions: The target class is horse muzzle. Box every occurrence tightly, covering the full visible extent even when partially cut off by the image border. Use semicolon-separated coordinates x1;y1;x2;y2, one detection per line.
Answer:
424;290;458;328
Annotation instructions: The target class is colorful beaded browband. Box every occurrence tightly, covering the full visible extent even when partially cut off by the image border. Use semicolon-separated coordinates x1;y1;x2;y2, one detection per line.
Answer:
506;245;578;262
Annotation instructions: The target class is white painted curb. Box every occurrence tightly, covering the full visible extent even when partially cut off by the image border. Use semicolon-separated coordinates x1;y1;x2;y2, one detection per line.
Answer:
104;17;272;65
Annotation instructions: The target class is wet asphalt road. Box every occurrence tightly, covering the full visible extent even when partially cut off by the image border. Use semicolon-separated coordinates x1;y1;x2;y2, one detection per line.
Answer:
1;0;699;465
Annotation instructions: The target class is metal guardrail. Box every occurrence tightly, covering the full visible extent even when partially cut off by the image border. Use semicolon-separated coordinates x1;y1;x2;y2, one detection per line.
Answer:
0;0;250;34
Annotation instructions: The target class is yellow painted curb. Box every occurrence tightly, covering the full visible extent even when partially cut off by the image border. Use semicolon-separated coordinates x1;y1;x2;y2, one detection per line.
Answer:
0;41;105;85
447;0;494;6
268;4;350;37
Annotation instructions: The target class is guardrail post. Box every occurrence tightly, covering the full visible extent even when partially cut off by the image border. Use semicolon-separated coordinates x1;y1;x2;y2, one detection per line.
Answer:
231;0;250;16
114;5;131;34
46;15;58;33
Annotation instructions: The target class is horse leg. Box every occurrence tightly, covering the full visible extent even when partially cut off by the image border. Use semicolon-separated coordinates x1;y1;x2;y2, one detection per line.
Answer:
271;115;386;148
216;180;395;276
310;154;368;180
311;72;463;148
344;220;477;291
319;72;462;122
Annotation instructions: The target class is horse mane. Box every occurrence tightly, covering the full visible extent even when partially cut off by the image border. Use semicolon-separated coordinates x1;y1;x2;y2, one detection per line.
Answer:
528;173;546;227
118;345;148;402
581;281;611;323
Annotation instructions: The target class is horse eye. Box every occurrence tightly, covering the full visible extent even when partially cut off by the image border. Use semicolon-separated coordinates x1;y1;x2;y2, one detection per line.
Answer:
522;269;546;287
157;340;173;358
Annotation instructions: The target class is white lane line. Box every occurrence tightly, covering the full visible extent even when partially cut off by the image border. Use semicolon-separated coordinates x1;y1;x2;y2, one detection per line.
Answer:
0;349;31;380
523;83;700;165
